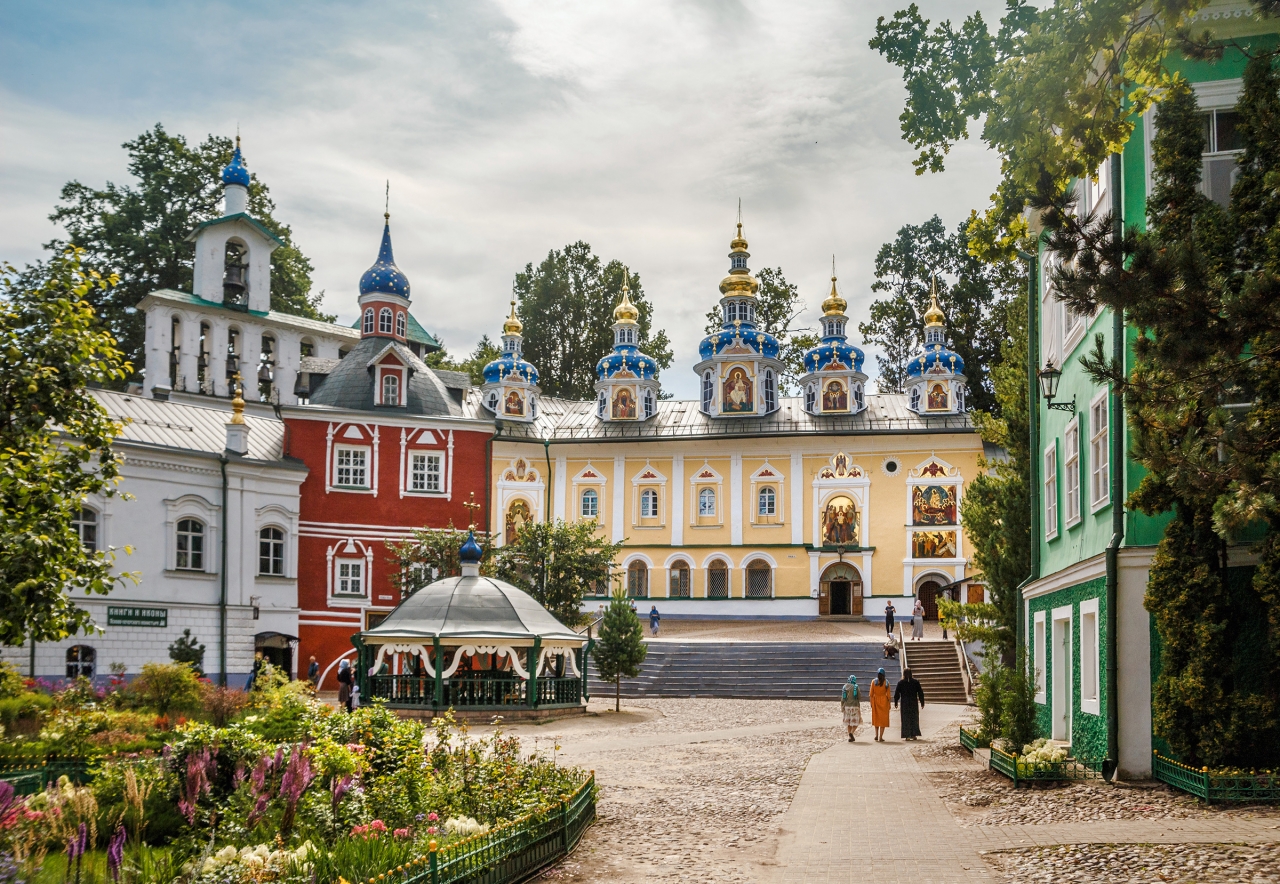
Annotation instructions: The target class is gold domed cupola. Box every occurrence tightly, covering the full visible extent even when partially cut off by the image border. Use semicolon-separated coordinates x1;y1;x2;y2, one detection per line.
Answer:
613;273;640;324
719;221;761;298
502;299;524;336
822;267;847;317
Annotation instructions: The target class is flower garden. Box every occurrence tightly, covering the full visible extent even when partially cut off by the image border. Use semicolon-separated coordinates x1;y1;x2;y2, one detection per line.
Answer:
0;661;593;883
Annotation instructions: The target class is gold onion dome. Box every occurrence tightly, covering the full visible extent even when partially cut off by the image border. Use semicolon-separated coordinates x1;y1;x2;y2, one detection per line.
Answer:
923;277;946;327
613;271;640;324
719;222;760;297
502;300;523;335
822;273;846;316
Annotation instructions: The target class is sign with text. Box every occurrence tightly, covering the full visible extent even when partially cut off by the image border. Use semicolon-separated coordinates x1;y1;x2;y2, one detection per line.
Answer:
106;606;168;628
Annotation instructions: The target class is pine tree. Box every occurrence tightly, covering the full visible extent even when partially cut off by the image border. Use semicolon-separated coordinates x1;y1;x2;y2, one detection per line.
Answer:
168;629;206;676
592;590;648;713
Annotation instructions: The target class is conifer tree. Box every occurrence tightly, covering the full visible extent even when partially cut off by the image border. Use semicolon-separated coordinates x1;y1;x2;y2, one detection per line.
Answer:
168;629;206;676
592;590;648;713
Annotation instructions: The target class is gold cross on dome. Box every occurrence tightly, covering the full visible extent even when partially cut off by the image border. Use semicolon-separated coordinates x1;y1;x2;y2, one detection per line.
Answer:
462;492;481;530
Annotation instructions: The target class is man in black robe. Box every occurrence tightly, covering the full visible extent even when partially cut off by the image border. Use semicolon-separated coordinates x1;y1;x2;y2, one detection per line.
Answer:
894;667;926;740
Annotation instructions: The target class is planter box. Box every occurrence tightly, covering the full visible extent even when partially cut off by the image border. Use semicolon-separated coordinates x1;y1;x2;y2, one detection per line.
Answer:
1154;752;1280;803
988;745;1105;787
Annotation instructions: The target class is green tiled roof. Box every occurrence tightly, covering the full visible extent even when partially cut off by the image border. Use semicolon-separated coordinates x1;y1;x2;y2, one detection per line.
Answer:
349;312;441;350
185;213;285;248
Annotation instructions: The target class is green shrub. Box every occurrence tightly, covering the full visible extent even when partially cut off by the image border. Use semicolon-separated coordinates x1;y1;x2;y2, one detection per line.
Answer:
0;659;25;698
127;662;202;717
972;660;1004;745
998;653;1041;752
0;691;52;731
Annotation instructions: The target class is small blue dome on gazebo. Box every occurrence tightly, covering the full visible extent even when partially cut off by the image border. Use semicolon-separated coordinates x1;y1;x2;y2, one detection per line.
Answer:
359;222;411;298
221;144;251;188
459;531;483;564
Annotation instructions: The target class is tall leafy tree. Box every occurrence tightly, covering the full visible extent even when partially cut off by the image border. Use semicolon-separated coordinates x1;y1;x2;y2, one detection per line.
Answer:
704;267;817;394
40;124;332;378
514;243;672;400
493;519;623;628
860;216;1021;411
387;524;496;599
0;250;136;645
592;589;648;712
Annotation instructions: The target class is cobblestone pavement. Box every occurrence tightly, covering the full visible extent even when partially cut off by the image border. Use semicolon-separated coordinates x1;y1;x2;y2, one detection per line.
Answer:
985;842;1280;883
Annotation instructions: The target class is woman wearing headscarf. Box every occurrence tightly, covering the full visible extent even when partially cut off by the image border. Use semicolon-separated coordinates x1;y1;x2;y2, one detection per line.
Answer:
337;659;353;713
894;667;926;740
911;599;925;640
869;668;891;742
840;675;863;742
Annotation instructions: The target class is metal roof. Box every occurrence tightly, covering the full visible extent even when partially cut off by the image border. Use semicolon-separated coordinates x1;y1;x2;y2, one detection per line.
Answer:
92;388;291;463
308;336;462;417
490;393;977;442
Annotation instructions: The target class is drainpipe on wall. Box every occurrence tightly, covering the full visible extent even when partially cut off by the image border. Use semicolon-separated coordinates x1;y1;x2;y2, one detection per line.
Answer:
218;455;229;687
1016;245;1041;670
1104;151;1125;779
485;422;500;535
542;438;554;600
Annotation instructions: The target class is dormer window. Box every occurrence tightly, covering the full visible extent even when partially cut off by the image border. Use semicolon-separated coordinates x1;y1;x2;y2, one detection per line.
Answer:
805;383;817;413
379;308;394;334
763;369;776;412
597;391;606;418
381;373;400;406
701;371;714;413
363;309;375;334
854;383;864;410
396;311;406;338
642;387;655;419
487;390;499;412
909;387;921;411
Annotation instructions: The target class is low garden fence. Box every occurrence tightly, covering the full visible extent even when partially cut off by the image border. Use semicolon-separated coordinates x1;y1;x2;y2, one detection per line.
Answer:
987;745;1105;788
958;726;982;754
365;773;597;884
0;754;93;788
1154;751;1280;803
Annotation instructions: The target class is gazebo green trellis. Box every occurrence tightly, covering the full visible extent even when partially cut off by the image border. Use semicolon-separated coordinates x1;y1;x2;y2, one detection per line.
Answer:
353;533;590;716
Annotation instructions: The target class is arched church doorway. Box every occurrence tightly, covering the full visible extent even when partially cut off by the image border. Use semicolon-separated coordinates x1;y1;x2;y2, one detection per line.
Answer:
916;578;944;621
819;562;862;617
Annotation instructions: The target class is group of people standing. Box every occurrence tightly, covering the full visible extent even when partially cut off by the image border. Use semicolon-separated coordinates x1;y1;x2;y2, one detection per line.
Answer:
840;667;925;742
883;599;928;640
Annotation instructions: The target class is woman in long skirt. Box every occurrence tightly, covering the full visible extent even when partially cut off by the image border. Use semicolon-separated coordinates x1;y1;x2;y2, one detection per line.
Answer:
869;668;891;742
841;674;863;741
911;599;925;640
894;667;926;740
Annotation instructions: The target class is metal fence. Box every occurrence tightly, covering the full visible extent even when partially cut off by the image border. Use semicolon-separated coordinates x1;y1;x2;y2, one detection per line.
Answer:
365;774;597;884
987;745;1105;788
958;726;982;753
1153;752;1280;803
0;755;93;789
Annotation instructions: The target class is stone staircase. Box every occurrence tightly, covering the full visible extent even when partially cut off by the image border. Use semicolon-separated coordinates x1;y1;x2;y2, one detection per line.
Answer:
901;639;970;704
586;641;899;699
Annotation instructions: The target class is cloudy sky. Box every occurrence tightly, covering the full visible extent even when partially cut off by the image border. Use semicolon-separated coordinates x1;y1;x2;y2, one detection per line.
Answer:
1;0;1003;399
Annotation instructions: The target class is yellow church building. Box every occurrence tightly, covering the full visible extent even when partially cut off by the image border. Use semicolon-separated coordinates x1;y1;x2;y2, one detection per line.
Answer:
480;223;986;620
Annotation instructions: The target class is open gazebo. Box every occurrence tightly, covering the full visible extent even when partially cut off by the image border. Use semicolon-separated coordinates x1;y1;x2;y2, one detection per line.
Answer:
353;534;590;717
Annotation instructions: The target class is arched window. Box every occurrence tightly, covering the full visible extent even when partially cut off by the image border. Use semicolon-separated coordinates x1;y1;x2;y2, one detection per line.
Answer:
805;383;817;413
176;518;205;570
259;526;285;576
66;645;95;679
581;488;599;518
731;254;747;270
596;391;606;418
381;373;400;406
363;309;375;334
909;387;921;411
699;488;716;517
758;486;776;517
487;390;500;412
379;308;394;334
708;560;729;598
627;561;648;598
853;382;865;410
640;488;659;518
763;369;776;412
957;386;967;411
395;311;406;338
746;560;772;598
701;371;714;413
73;506;98;553
669;560;691;598
642;388;655;419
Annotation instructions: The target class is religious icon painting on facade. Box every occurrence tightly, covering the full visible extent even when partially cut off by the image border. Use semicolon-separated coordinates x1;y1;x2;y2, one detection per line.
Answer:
822;495;858;546
612;387;637;419
912;530;957;558
722;367;754;413
822;380;848;412
504;388;525;417
912;485;956;525
927;383;949;410
505;499;531;544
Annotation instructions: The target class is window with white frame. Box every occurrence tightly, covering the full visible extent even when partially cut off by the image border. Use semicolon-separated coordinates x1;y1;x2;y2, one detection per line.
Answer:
363;309;375;334
259;526;285;576
758;486;776;516
581;488;599;518
66;645;95;679
335;560;364;596
334;446;368;488
763;369;776;412
909;387;921;411
176;518;205;570
1199;107;1244;207
698;487;716;517
805;383;817;413
596;392;606;418
1084;160;1110;216
642;387;655;419
410;452;442;493
1064;419;1081;527
1080;598;1100;714
381;373;400;406
1033;613;1047;702
1090;392;1110;510
396;311;406;338
701;371;714;413
378;308;393;334
1044;443;1058;539
640;488;659;518
488;390;500;412
745;561;772;598
74;506;98;552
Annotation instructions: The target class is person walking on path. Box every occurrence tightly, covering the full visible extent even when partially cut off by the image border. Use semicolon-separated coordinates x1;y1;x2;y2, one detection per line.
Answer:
894;667;926;740
841;674;863;742
869;668;891;742
649;605;661;637
336;659;353;713
307;655;320;687
884;601;896;636
911;599;925;640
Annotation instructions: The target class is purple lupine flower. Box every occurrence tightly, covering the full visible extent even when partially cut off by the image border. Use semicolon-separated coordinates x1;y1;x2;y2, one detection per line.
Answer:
278;744;315;834
232;762;247;790
331;774;354;809
178;748;214;825
107;825;126;882
66;822;88;861
0;781;15;823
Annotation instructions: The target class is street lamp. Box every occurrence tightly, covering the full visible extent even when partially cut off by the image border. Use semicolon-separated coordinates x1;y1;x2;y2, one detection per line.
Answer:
1038;361;1077;412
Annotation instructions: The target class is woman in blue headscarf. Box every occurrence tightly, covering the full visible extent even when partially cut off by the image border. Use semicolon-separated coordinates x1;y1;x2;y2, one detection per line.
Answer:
841;674;863;742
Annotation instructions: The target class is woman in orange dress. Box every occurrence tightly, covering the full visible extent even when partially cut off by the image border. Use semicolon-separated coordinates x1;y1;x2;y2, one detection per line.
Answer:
869;667;892;742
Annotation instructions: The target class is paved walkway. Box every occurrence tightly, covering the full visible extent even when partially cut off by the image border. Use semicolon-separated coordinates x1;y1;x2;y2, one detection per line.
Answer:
765;706;1280;883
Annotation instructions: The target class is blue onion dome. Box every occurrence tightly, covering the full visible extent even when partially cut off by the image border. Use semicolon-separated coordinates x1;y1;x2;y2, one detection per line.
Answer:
459;531;483;564
221;137;251;187
698;222;781;360
803;272;864;373
596;276;659;380
482;352;539;385
906;281;964;376
358;215;411;298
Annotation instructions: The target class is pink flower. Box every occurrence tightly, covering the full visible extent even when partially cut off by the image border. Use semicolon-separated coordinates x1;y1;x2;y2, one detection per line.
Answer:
393;828;411;839
351;824;369;836
426;826;438;835
370;819;387;832
427;812;438;822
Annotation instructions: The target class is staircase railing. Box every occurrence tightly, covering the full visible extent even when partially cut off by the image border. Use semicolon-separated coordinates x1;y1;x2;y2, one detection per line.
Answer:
897;622;908;672
955;635;974;702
